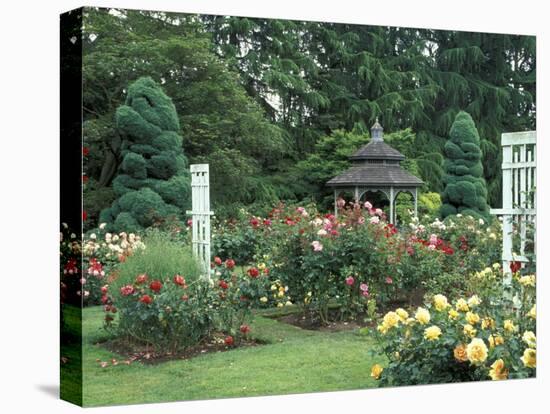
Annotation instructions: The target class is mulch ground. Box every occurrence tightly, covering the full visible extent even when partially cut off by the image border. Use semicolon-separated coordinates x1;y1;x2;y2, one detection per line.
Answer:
97;333;262;365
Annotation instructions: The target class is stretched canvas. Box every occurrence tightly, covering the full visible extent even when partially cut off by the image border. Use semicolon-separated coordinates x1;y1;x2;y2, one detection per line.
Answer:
60;6;537;407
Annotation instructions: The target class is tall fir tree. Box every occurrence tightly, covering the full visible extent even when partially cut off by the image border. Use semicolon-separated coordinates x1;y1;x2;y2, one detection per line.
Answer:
100;77;191;231
440;111;489;219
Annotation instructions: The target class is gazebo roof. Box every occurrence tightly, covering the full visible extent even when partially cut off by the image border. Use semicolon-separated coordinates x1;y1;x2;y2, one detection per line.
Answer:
349;140;405;161
326;164;423;187
326;119;423;188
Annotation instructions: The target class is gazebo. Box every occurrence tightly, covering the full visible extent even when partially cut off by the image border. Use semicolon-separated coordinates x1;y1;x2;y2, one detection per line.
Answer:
326;120;423;224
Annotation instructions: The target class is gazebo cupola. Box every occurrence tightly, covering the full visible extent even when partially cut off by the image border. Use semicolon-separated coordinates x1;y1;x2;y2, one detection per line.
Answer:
326;119;423;224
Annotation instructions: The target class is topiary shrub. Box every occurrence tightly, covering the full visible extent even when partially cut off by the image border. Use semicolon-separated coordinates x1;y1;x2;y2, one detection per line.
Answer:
440;111;489;219
100;77;191;232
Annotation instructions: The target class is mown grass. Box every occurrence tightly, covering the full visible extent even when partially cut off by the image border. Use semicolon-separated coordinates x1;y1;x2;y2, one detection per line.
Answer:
65;306;384;407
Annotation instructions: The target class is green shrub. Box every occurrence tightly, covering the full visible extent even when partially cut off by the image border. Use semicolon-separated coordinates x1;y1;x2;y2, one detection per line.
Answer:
441;111;489;219
100;77;191;232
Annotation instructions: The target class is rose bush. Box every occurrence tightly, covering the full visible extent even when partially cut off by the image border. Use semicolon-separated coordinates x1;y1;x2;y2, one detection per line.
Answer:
103;232;264;353
369;266;536;385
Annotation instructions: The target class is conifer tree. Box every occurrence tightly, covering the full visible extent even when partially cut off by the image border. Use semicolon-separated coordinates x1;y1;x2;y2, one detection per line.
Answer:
440;111;489;219
100;77;191;231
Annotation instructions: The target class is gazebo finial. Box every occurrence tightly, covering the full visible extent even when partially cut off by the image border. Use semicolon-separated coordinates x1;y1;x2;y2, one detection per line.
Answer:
371;118;384;142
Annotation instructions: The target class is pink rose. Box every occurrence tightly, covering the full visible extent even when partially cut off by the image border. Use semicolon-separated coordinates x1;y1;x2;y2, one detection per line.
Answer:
364;201;372;210
345;276;355;286
385;277;393;284
311;241;323;252
360;283;369;292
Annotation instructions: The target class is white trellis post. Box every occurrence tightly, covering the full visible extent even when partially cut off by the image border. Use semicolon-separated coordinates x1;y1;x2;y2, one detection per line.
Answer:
186;164;214;278
490;131;536;287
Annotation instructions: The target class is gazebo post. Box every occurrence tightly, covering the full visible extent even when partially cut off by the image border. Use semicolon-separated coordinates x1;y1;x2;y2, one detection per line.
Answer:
390;186;394;224
354;186;359;203
334;190;338;217
414;188;418;218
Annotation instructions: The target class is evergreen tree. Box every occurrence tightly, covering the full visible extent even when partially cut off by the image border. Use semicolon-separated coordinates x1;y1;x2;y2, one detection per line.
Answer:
100;77;191;231
440;111;489;219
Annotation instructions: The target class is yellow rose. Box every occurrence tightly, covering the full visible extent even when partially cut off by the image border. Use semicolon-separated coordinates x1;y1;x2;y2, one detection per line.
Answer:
371;364;384;380
522;331;536;348
377;324;389;335
504;319;516;333
481;317;495;330
270;284;277;291
527;304;536;319
466;312;480;325
492;262;501;270
489;334;505;348
466;338;488;364
433;294;449;311
489;359;508;380
277;303;284;308
521;348;536;368
518;275;535;287
258;262;266;271
453;343;468;362
448;309;459;320
405;317;416;325
260;296;268;303
424;325;442;341
395;308;409;322
277;290;285;298
467;295;482;307
415;307;430;325
463;324;477;338
285;300;293;306
382;311;400;329
455;298;469;312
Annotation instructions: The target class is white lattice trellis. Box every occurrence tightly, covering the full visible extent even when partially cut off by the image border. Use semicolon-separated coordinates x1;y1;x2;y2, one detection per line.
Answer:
490;131;536;283
186;164;214;278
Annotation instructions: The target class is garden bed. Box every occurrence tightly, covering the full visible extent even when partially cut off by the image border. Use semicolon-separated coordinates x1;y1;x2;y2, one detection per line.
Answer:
97;333;263;365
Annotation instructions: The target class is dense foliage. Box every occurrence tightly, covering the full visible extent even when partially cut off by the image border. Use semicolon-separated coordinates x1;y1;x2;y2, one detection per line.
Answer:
441;111;489;219
81;8;536;228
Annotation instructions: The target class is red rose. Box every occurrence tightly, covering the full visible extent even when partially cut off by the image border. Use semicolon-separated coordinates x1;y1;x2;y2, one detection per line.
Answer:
263;219;272;226
214;256;222;266
173;274;186;287
510;261;521;274
247;267;260;278
82;146;90;156
219;280;229;290
139;294;153;305
82;211;87;221
263;268;270;275
82;175;88;184
135;274;148;284
240;324;251;334
101;295;108;304
101;285;108;294
225;258;236;269
149;280;163;293
224;336;234;346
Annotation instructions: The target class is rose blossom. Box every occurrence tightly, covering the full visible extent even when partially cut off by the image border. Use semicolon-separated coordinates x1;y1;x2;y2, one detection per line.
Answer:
385;277;393;284
311;240;323;251
364;201;372;210
139;294;153;305
345;276;355;286
225;258;236;269
370;216;380;224
135;274;148;284
317;229;328;236
120;285;135;296
149;280;163;293
247;267;260;278
360;283;369;292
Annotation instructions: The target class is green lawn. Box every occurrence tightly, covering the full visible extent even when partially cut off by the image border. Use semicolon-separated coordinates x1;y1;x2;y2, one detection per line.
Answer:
64;305;383;407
